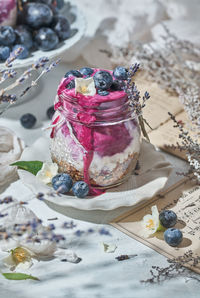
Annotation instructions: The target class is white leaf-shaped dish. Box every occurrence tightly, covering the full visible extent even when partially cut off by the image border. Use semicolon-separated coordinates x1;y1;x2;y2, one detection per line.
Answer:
18;137;172;215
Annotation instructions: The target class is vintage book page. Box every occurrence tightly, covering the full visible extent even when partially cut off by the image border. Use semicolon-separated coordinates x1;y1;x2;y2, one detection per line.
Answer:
111;178;200;273
136;78;199;160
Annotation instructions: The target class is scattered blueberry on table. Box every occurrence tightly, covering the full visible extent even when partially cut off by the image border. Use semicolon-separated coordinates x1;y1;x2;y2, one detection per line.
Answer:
159;210;177;228
164;228;183;247
113;66;128;80
46;106;55;119
20;113;37;129
93;71;113;90
72;181;89;198
52;173;73;194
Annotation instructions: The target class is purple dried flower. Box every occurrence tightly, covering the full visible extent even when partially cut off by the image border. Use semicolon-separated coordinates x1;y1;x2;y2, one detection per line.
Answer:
62;221;77;229
98;228;112;236
5;47;24;67
74;230;85;237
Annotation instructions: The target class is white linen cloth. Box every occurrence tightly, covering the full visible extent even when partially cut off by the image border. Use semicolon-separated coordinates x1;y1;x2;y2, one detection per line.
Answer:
0;126;24;193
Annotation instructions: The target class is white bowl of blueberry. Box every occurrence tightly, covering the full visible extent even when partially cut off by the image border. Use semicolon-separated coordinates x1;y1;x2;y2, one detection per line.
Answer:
0;0;86;68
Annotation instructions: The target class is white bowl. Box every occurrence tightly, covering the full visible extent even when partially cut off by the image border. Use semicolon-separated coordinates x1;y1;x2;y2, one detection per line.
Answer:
0;1;86;69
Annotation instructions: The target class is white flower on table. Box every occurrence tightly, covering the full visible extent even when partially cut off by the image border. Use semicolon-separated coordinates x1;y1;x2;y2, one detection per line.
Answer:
2;240;57;271
142;205;160;237
75;77;96;96
36;162;58;184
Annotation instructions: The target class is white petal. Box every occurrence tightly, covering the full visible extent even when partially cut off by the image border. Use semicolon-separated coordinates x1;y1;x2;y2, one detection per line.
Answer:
36;162;58;184
3;255;16;270
22;241;57;259
0;239;19;252
16;260;33;270
55;249;80;263
36;170;52;184
75;77;96;96
5;204;38;226
103;243;117;253
151;205;159;218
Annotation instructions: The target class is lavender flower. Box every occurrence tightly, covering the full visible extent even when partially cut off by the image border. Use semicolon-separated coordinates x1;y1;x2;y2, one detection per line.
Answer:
0;48;59;115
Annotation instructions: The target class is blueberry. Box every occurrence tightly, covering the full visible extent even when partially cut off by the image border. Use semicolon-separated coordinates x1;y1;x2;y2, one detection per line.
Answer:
72;181;89;198
0;26;16;46
0;46;10;62
15;25;33;50
65;79;75;89
159;210;177;228
20;113;36;129
56;0;64;9
110;80;125;91
113;66;128;80
97;90;109;96
52;16;70;40
93;71;113;90
13;44;29;59
47;106;55;119
24;3;53;29
164;228;183;247
52;173;73;193
34;28;59;51
64;70;83;78
79;67;94;77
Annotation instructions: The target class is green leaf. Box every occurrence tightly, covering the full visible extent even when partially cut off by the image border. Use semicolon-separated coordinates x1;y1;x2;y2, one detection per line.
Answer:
2;272;39;281
10;161;43;176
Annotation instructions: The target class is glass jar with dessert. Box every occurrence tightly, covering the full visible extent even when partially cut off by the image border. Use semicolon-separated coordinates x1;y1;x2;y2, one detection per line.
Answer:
50;67;141;190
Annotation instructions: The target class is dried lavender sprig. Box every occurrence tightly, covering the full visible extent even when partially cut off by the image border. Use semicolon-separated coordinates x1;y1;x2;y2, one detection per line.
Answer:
168;112;200;182
0;69;17;84
123;65;151;141
0;94;16;104
0;58;50;95
141;250;200;284
20;59;60;97
4;47;24;68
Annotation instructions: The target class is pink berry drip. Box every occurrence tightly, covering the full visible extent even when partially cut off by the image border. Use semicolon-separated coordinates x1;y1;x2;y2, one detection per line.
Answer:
0;0;16;26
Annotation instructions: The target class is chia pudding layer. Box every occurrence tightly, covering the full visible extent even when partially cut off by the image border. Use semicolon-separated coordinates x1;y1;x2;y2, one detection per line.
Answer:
50;68;141;189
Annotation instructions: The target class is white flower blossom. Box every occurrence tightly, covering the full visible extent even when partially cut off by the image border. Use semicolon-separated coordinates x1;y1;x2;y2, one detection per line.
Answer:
2;239;57;271
36;162;58;184
142;205;160;237
75;77;96;96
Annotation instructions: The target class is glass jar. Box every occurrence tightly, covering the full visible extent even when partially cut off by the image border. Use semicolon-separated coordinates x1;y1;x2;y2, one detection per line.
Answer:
50;75;141;189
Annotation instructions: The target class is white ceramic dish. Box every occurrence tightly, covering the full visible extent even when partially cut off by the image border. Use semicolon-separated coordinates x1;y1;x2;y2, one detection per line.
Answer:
0;1;86;69
18;137;172;212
